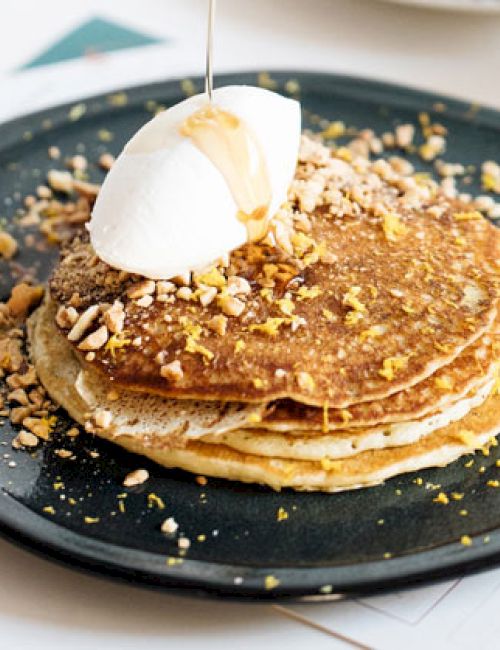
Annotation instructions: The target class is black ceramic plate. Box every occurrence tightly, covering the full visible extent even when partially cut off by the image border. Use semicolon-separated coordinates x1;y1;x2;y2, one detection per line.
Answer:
1;71;500;601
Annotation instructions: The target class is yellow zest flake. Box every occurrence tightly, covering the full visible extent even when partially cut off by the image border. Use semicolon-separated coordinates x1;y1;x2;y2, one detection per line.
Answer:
434;342;452;354
455;236;466;246
402;303;416;315
194;267;226;288
342;286;366;313
322;401;329;434
320;457;342;472
487;480;500;488
461;535;472;547
359;325;385;341
291;232;315;256
263;263;279;279
53;482;64;491
247;412;262;424
249;317;286;336
260;287;274;303
252;378;266;389
482;173;500;193
369;285;378;299
264;575;280;590
185;337;214;361
118;499;126;513
321;120;345;140
378;356;409;381
345;310;364;326
340;409;352;424
435;376;453;390
276;507;289;522
166;556;183;566
296;371;315;393
43;506;55;515
258;72;278;90
335;147;352;162
105;331;131;358
276;297;295;316
433;492;449;505
297;285;322;301
147;493;165;510
456;429;477;447
413;172;431;185
179;317;202;340
84;516;100;524
453;211;482;221
451;492;464;500
320;309;334;324
382;212;408;242
234;339;246;353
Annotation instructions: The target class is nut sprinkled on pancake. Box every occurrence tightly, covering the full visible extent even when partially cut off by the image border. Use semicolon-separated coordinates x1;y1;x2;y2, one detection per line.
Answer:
49;134;500;409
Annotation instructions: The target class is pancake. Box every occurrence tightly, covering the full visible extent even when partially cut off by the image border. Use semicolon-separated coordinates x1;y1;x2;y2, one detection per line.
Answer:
262;330;498;431
49;136;500;408
28;299;266;446
30;315;500;489
204;375;494;460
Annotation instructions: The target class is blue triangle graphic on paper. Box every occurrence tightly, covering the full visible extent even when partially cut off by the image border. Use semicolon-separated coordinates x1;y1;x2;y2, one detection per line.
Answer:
22;17;166;69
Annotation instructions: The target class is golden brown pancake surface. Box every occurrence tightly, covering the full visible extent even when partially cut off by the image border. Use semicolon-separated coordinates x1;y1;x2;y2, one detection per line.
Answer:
49;138;500;408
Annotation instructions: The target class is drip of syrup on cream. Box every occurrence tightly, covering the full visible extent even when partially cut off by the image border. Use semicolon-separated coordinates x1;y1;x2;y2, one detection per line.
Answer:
180;0;272;242
180;105;272;241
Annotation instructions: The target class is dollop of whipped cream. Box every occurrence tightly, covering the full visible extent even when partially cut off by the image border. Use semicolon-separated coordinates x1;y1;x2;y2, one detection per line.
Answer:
88;85;301;280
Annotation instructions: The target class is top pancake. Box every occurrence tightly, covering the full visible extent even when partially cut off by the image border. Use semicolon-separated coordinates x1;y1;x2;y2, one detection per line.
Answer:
49;136;500;407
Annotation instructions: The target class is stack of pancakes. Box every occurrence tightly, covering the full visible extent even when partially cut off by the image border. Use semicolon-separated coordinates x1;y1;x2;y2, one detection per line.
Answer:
29;136;500;491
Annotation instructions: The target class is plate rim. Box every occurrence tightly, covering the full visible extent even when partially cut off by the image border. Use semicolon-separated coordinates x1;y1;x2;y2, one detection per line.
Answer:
1;70;500;600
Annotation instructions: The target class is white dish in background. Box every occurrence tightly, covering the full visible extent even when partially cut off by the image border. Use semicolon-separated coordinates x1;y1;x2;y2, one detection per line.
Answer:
380;0;500;12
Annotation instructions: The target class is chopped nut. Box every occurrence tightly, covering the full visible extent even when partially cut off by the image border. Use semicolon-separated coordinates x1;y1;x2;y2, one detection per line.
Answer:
160;360;184;382
48;146;61;160
78;325;109;351
218;294;245;317
0;231;18;259
103;300;125;333
161;517;179;534
67;155;87;171
13;430;39;448
176;287;193;301
56;305;79;329
127;280;155;299
123;468;149;487
93;408;113;429
98;153;115;170
395;124;415;149
136;295;153;308
7;283;43;316
47;169;73;193
227;276;251;296
156;281;176;295
67;304;100;341
7;388;29;405
198;286;217;306
207;314;228;336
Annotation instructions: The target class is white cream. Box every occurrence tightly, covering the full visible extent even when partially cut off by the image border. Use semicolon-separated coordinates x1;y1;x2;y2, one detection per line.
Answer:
88;85;301;280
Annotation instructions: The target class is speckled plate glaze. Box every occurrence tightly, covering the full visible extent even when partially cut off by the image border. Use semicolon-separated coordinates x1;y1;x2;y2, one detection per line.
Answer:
1;72;500;601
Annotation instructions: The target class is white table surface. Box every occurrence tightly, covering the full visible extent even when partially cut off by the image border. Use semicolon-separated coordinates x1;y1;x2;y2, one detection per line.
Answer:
1;2;500;649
